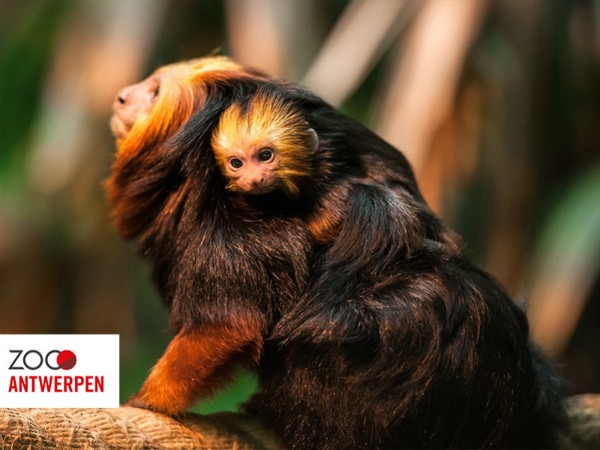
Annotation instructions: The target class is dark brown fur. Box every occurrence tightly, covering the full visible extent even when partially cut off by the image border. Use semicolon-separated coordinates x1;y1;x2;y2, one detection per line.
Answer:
107;56;565;449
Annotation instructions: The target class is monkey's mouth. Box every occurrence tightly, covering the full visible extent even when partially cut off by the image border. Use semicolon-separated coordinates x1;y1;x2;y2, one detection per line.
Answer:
248;186;272;195
111;97;149;141
110;113;131;140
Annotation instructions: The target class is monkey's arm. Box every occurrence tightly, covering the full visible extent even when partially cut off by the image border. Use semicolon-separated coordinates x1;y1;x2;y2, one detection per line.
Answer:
127;318;264;415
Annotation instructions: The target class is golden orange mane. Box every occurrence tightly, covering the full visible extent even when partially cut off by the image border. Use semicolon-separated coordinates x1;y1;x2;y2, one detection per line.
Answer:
115;56;250;161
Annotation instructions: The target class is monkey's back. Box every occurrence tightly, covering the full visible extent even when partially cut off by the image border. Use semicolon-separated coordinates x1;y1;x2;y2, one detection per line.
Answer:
247;252;564;449
244;111;564;449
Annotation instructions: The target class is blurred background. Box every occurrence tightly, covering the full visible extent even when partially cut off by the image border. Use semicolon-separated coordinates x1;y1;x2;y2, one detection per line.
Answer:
1;0;599;412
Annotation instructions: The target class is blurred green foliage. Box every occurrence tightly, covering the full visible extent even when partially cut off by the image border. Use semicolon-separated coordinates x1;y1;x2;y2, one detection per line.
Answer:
0;0;68;189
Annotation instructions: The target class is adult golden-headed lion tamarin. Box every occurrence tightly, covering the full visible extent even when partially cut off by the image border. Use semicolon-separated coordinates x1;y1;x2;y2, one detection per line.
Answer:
107;56;565;449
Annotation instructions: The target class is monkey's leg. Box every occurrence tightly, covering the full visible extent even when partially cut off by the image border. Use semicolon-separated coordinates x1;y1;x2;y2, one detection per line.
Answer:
127;320;263;415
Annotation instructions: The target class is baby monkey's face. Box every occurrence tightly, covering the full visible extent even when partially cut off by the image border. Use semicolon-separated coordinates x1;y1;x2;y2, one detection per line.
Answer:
222;145;281;194
211;93;318;198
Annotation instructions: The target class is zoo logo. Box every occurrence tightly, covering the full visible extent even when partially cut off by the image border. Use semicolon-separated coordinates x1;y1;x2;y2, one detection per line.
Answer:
9;349;77;371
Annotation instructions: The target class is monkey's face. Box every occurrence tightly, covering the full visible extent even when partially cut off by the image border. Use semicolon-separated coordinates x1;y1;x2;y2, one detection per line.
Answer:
111;75;161;141
221;146;281;194
109;56;249;150
107;56;258;238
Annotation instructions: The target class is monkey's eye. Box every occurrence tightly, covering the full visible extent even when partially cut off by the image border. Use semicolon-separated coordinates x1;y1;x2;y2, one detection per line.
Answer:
148;76;161;101
258;148;274;162
230;158;244;169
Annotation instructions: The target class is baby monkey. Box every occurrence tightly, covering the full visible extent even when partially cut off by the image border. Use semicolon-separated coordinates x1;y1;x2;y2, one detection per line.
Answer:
212;91;352;245
211;92;318;197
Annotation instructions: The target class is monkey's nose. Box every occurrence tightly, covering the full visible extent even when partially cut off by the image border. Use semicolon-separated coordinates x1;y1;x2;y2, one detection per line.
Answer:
116;88;129;105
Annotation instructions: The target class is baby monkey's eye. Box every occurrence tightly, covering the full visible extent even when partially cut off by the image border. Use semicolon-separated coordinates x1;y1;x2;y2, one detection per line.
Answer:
258;148;274;162
230;158;243;169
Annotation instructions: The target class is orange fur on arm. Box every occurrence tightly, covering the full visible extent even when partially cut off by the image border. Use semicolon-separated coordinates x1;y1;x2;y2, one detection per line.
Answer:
127;318;264;415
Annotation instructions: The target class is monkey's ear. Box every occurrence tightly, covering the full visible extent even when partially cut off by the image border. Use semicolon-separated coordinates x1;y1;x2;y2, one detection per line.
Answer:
307;128;319;153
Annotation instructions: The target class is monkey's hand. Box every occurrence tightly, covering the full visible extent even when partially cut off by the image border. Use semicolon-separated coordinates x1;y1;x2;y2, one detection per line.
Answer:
126;321;264;416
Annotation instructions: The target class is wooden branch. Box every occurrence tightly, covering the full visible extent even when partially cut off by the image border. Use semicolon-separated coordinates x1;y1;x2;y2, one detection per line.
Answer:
1;395;599;449
0;406;283;450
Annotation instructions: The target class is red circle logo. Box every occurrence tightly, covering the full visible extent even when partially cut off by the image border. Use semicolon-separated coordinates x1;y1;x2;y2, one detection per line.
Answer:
57;350;77;370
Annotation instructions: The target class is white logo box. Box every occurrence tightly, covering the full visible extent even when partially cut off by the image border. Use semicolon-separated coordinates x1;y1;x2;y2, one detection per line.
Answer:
0;334;119;408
